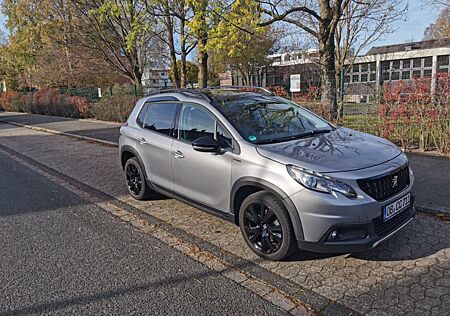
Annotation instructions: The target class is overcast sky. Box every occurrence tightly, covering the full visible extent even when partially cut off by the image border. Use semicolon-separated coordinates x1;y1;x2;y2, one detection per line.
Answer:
0;0;443;52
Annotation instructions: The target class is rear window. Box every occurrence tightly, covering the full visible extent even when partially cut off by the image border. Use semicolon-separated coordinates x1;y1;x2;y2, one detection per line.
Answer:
140;103;178;136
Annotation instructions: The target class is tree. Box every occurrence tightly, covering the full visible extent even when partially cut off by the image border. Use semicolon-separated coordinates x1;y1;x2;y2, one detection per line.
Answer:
187;0;210;88
256;0;407;119
208;0;276;86
70;0;166;86
335;0;406;97
169;60;198;86
148;0;197;88
424;7;450;40
257;0;355;119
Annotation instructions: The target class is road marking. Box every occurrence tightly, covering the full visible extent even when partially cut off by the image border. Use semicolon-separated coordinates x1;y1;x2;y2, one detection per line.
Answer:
0;145;320;316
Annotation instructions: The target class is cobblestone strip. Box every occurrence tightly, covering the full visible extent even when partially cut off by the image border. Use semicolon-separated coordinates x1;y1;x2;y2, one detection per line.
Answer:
0;145;323;316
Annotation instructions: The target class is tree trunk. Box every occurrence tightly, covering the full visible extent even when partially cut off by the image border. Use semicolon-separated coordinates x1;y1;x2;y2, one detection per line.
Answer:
164;11;180;89
133;65;143;87
319;45;338;120
197;37;208;88
180;19;188;88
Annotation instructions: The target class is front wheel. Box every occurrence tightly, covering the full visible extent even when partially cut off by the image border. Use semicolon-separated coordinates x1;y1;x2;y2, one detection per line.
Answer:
239;191;297;261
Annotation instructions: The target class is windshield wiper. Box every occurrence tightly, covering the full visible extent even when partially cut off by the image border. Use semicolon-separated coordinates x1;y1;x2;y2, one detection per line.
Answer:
254;129;332;145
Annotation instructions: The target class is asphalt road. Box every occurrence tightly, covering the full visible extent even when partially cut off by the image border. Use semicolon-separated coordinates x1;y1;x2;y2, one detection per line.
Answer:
0;150;284;315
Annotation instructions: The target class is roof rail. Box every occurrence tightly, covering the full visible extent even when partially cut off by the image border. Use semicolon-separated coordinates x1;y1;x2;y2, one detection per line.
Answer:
145;88;212;102
205;86;274;96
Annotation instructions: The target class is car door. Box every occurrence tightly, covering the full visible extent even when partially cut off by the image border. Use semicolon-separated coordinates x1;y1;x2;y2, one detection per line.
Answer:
171;103;234;212
136;101;179;190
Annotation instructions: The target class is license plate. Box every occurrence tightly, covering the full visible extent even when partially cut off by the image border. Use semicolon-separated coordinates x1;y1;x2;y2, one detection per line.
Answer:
383;193;411;221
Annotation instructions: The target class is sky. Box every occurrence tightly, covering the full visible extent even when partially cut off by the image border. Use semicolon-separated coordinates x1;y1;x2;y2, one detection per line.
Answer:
0;0;443;51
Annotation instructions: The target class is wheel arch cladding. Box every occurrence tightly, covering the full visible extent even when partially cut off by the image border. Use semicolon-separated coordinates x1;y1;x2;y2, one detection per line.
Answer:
231;177;305;241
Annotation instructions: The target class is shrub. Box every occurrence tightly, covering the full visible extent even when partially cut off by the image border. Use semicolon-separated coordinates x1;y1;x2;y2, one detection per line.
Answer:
377;74;450;153
90;94;137;122
0;88;91;118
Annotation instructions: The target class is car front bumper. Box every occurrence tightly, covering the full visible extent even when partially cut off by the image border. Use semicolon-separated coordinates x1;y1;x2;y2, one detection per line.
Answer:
296;198;415;253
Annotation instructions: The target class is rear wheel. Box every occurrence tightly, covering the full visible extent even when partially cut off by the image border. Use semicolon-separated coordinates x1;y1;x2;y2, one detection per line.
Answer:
124;157;153;200
239;191;296;261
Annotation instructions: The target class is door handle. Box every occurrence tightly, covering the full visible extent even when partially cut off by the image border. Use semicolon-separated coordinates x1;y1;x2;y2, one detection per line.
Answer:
139;137;147;145
172;150;184;159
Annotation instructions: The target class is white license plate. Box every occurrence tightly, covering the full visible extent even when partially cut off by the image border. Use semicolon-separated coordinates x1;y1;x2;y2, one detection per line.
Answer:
383;193;411;221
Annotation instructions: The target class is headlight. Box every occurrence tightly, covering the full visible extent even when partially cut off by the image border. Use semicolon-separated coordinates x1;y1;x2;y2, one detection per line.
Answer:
287;165;357;198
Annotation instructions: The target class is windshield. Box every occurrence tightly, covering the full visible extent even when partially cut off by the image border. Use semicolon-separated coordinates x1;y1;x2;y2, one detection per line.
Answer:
214;96;333;144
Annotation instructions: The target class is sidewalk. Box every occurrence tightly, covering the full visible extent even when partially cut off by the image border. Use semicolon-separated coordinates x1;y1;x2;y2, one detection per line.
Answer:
1;111;449;214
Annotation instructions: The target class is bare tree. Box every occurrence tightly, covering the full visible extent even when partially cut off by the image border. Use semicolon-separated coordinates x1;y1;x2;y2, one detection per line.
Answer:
335;0;407;88
70;0;166;86
258;0;352;119
424;7;450;40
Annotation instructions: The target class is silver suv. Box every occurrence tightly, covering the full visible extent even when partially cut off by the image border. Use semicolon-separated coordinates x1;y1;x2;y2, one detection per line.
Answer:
119;87;415;260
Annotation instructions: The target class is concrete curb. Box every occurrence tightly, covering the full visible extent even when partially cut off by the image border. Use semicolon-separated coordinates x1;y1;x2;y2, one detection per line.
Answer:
2;118;449;218
0;120;119;148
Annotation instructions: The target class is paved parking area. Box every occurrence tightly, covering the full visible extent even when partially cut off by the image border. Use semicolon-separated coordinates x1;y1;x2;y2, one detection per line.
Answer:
0;121;449;315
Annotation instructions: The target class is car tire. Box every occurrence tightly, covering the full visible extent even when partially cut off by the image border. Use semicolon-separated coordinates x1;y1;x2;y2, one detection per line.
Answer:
124;157;153;200
239;191;296;261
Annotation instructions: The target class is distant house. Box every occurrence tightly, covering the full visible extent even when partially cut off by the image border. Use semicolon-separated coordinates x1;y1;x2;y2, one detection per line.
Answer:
142;69;173;90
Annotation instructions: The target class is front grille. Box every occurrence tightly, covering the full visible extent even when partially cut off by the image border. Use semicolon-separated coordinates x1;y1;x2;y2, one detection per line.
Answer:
357;165;410;201
373;207;411;238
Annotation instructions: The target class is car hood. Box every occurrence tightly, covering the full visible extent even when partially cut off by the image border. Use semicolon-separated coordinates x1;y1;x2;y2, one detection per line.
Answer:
255;127;402;173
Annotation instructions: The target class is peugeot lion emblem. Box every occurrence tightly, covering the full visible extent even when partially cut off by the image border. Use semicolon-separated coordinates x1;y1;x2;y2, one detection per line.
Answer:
392;175;398;188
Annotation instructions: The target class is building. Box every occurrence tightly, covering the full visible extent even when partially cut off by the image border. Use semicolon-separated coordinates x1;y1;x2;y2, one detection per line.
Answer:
344;38;450;103
221;50;321;91
142;69;173;90
220;38;450;103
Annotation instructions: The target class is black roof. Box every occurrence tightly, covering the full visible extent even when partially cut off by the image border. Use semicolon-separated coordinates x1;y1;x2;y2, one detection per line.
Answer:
366;38;450;55
147;86;275;103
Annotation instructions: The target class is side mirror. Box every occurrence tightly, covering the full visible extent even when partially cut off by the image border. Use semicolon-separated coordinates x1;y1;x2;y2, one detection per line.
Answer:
192;135;220;152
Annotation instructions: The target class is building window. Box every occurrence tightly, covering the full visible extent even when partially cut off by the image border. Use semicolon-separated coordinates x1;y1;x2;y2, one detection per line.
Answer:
437;55;450;74
438;55;449;67
393;60;400;70
344;75;351;83
391;71;400;80
402;60;410;69
353;64;360;73
370;73;376;81
423;69;432;77
352;74;359;82
412;70;421;78
413;58;422;68
361;74;368;82
402;71;411;80
423;57;432;68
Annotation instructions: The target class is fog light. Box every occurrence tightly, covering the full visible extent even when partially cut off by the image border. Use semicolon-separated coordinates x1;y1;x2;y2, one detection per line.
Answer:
330;230;338;239
326;228;368;242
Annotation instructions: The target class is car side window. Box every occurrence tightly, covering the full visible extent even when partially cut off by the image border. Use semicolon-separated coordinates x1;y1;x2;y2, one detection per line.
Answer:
143;103;178;136
178;104;215;143
217;123;233;150
137;104;148;127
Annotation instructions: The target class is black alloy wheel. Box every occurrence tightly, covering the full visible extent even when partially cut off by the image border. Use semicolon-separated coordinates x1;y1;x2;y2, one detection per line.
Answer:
124;157;153;200
239;191;296;260
243;203;283;254
126;163;142;196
